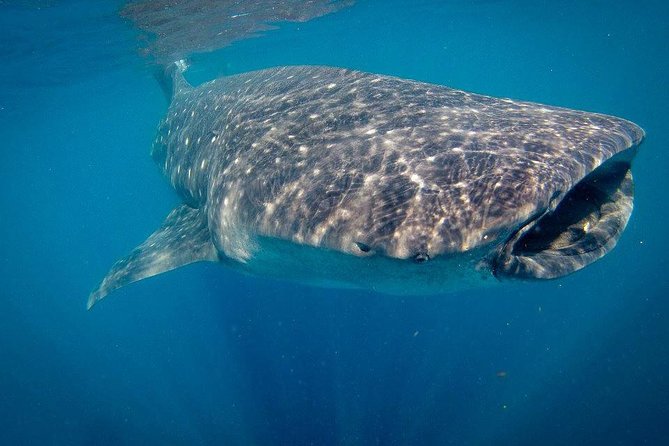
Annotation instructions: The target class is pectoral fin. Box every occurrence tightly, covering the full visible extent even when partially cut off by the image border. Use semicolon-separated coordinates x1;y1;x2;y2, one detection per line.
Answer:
88;204;217;309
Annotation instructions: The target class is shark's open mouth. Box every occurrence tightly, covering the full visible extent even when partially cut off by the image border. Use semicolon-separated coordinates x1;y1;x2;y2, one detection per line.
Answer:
493;148;636;280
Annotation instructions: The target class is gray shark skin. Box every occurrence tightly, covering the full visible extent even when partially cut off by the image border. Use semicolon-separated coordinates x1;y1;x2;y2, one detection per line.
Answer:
88;64;644;308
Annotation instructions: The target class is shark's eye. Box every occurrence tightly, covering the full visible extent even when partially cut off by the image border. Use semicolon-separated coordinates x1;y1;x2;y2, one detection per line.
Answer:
355;242;371;253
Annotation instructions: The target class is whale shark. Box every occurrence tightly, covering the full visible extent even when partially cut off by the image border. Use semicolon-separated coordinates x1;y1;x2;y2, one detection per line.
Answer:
88;63;644;308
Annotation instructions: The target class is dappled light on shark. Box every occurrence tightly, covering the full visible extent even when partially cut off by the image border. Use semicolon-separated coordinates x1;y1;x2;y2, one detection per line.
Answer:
89;62;644;308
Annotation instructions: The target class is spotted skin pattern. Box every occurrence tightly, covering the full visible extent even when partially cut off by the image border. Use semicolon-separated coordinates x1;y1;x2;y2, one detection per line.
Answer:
154;66;642;258
89;65;643;307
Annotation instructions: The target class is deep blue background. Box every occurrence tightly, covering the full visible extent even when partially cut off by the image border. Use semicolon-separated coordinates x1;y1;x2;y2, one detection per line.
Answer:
1;0;668;444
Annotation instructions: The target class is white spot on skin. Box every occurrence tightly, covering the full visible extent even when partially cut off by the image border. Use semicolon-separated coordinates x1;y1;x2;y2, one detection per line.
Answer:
364;174;379;186
327;83;337;89
410;174;425;188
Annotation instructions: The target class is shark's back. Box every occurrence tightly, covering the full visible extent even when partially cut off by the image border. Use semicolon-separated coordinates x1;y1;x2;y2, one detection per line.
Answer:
157;66;642;259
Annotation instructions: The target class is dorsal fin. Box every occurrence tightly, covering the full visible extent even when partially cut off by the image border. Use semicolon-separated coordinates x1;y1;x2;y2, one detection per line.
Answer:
88;204;217;309
154;59;191;102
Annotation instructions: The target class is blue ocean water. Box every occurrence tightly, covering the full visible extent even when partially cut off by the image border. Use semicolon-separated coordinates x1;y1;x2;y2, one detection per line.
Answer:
1;0;668;444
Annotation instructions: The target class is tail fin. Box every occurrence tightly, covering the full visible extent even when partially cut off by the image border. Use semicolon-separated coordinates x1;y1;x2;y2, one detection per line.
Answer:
154;59;191;101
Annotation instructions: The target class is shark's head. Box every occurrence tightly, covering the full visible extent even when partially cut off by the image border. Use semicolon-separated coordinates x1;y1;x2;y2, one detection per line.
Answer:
187;66;645;292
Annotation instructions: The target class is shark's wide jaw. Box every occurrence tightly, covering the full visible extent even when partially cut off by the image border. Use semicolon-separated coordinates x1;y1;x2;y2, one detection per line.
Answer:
492;147;637;280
